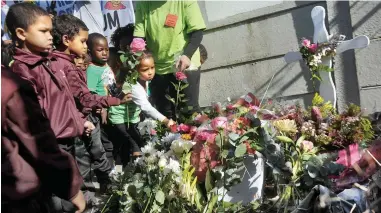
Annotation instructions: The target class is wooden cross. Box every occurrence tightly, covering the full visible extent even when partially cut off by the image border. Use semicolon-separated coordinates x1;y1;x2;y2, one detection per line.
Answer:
284;6;370;107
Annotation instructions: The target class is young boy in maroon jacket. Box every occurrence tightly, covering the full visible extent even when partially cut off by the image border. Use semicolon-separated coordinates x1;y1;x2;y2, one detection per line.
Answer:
2;67;85;213
6;3;94;156
51;14;131;193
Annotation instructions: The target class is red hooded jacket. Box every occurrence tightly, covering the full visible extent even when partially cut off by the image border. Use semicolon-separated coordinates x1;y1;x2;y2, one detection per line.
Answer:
12;48;85;139
1;67;82;201
52;51;121;115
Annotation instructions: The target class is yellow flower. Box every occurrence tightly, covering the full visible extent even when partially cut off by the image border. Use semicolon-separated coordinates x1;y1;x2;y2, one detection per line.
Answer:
273;119;298;133
181;134;192;140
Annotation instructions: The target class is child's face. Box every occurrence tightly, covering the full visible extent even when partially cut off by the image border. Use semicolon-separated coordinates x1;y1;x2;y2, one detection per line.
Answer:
74;57;84;69
17;15;53;54
67;29;88;57
138;57;155;81
90;38;109;66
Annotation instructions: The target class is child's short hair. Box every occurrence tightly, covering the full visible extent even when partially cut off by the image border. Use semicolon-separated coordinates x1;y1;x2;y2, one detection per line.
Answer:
199;44;208;64
110;24;134;50
5;3;49;42
87;33;107;52
52;14;89;47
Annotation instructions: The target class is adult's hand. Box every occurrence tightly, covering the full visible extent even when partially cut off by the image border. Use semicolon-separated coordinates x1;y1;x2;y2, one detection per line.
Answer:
176;55;191;72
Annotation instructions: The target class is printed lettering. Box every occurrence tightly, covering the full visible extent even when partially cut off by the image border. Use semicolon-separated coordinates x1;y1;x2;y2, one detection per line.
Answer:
103;10;120;31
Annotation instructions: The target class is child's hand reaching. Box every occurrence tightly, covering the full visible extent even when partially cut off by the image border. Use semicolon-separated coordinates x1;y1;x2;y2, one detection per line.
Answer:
120;92;133;104
162;118;176;128
167;119;176;128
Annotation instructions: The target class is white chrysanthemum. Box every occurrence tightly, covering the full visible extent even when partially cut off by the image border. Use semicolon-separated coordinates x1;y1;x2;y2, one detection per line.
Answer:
141;143;157;155
158;157;167;168
134;157;145;166
161;132;181;144
155;150;165;158
145;155;157;164
138;119;157;135
168;158;181;174
170;139;195;155
163;158;181;176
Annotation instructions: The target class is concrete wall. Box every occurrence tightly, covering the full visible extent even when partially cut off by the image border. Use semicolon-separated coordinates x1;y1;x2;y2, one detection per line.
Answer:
198;1;381;113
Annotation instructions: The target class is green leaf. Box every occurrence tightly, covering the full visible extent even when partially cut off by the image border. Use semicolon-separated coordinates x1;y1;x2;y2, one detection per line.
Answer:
296;135;305;148
181;83;189;90
205;169;214;193
221;150;229;158
165;94;175;103
171;82;179;90
127;185;137;198
155;190;165;205
143;187;151;195
206;195;218;213
239;136;249;144
235;143;247;157
276;136;294;143
215;134;222;148
181;98;189;103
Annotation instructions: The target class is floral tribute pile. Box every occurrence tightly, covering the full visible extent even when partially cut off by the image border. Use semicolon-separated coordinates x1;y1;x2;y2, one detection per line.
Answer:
99;88;377;212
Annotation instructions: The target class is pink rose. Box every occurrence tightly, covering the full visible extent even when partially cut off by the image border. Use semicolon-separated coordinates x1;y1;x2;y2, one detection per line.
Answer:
175;71;187;81
150;129;157;135
178;123;191;133
302;39;311;47
190;126;198;136
130;38;146;53
211;117;228;131
195;130;214;143
301;140;314;152
308;43;318;53
194;114;209;124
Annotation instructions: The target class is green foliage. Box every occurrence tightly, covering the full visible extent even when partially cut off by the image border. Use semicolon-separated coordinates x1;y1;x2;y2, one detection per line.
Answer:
310;93;335;118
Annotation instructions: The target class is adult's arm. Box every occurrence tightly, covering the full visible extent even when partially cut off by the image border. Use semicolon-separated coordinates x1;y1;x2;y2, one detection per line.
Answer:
183;30;203;60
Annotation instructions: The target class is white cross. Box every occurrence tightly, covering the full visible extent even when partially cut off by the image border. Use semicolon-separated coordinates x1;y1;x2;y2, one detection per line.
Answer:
284;6;370;107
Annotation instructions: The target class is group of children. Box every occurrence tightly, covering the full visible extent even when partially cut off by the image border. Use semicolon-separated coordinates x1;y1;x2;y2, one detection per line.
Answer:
1;2;182;212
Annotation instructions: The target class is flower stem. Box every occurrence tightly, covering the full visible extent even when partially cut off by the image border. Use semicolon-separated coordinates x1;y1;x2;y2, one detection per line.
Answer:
143;192;153;213
101;194;113;213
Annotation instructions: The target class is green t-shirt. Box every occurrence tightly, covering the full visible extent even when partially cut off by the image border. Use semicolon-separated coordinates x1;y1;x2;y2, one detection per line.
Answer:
86;64;111;96
134;0;206;75
108;102;141;125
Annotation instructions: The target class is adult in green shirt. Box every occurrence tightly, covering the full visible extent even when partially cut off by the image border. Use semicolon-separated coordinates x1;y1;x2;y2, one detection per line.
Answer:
134;0;206;119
